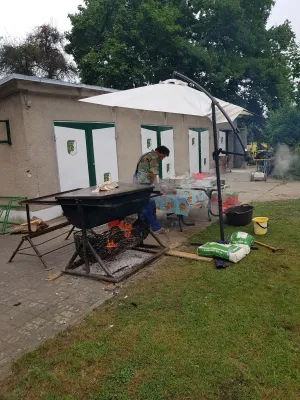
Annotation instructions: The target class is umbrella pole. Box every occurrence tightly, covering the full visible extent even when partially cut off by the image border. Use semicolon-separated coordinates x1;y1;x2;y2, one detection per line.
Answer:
172;71;246;242
211;103;225;241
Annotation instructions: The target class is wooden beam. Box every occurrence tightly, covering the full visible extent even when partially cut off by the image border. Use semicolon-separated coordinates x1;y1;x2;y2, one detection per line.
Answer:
166;250;213;262
135;247;213;262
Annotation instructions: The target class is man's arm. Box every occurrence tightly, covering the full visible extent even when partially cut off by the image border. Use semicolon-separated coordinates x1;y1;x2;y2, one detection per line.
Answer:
148;156;159;184
149;173;156;183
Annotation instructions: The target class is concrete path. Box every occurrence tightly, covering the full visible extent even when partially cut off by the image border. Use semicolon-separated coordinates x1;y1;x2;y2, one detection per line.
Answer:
0;169;299;379
223;168;300;203
0;228;113;378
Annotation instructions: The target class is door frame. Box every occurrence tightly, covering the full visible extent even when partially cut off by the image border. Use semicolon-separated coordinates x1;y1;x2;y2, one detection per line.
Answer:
141;125;173;179
54;121;114;186
0;120;12;145
189;127;207;173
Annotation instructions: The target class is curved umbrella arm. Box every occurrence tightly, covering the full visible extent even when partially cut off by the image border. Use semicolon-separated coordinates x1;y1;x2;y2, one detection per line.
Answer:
172;71;250;241
172;71;246;157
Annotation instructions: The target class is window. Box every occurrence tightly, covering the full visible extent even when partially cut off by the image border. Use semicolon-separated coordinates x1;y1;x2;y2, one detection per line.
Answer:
0;120;12;145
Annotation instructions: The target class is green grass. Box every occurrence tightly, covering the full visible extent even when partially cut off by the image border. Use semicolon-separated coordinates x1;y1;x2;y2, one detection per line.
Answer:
1;200;300;400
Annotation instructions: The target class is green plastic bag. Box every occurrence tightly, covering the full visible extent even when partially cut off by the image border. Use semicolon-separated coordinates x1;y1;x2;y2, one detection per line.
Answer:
197;242;249;264
230;232;254;250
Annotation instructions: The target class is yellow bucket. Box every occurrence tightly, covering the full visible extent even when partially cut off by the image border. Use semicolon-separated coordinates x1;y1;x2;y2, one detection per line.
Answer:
252;217;269;235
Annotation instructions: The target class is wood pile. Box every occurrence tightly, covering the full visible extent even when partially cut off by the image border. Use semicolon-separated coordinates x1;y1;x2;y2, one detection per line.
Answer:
10;217;48;234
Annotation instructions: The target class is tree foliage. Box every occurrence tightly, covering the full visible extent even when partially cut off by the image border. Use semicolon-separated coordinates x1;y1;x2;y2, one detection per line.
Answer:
67;0;299;137
66;0;198;89
0;40;38;76
0;25;76;80
264;104;300;148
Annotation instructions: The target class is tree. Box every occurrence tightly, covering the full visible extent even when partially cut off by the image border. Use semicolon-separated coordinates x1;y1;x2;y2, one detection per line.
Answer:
264;104;300;180
0;25;77;80
0;39;38;76
66;0;299;138
66;0;199;89
190;1;298;139
264;104;300;148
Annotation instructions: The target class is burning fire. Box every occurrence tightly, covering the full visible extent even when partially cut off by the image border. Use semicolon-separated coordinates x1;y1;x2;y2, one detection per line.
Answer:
106;221;133;249
107;240;117;249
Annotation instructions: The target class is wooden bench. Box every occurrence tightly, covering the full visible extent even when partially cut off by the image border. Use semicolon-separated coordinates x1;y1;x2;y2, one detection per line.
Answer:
0;197;27;234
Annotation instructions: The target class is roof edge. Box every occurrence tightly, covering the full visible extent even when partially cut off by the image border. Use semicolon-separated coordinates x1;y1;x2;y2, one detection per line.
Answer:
0;74;118;94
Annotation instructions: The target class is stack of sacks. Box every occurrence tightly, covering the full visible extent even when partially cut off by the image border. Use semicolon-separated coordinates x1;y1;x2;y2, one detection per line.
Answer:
197;232;254;264
230;232;254;250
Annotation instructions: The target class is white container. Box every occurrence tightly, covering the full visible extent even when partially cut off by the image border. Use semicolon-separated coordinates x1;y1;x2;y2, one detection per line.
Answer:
169;176;185;186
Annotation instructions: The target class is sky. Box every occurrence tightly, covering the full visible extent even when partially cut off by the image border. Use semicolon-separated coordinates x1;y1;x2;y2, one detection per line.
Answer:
0;0;82;39
0;0;299;40
268;0;300;39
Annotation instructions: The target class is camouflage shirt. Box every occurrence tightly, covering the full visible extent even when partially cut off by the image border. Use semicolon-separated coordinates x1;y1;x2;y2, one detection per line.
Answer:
137;151;159;184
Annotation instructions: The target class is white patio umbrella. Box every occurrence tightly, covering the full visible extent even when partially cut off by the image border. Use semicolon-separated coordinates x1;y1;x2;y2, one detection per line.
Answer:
80;79;250;124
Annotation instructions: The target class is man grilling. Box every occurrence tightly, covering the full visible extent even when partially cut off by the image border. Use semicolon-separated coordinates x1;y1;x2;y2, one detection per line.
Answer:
134;146;170;234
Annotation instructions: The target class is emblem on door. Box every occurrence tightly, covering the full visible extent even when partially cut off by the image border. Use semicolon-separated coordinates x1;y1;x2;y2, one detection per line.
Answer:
147;139;152;149
104;172;111;182
67;140;77;156
192;138;196;146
